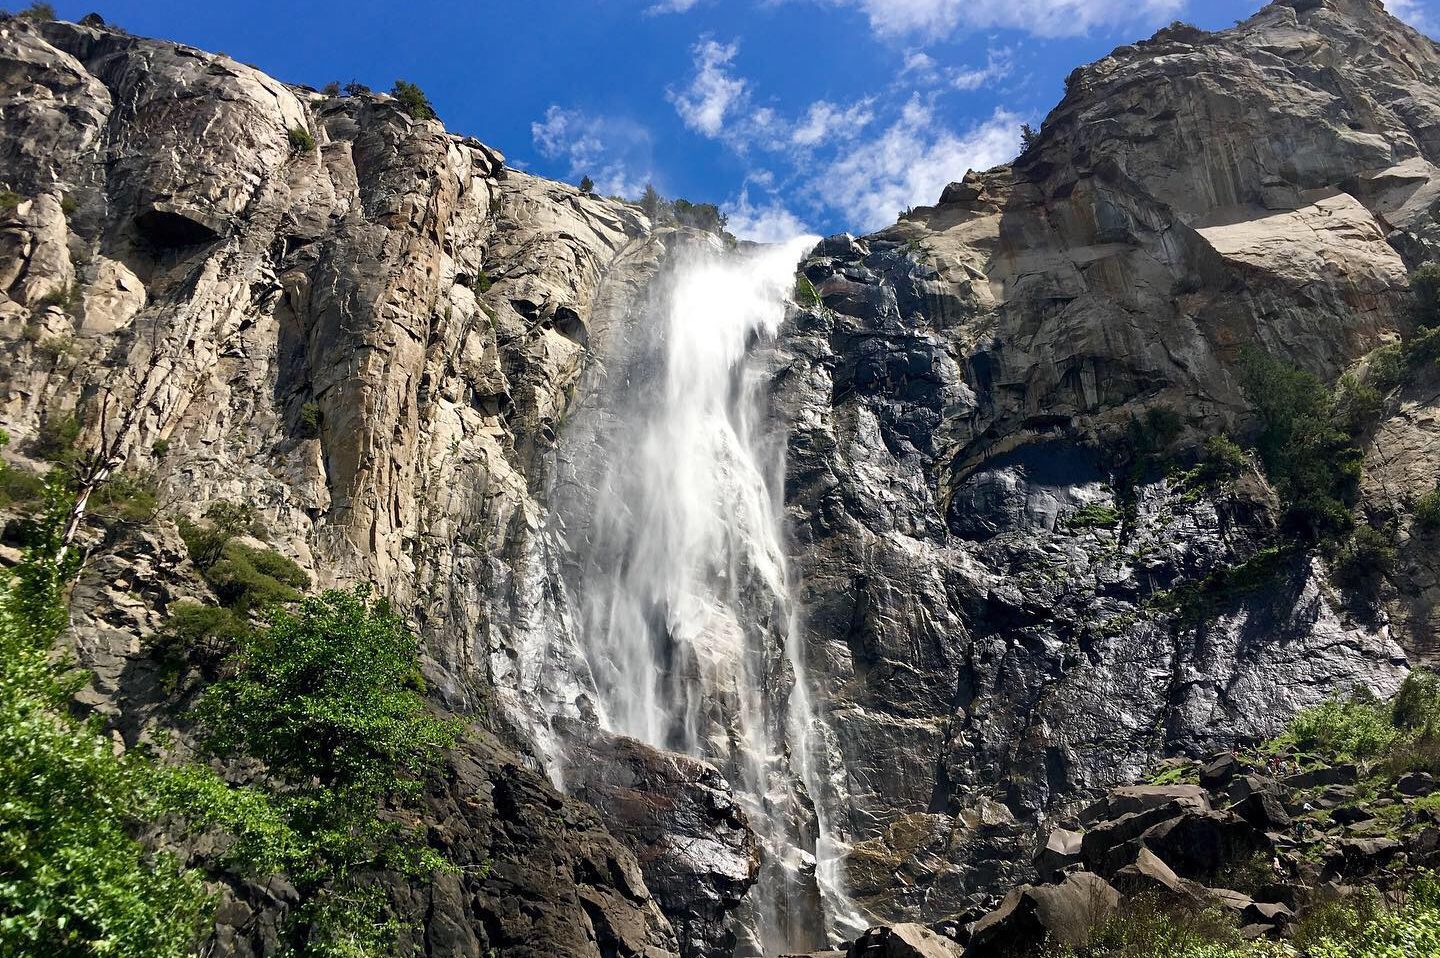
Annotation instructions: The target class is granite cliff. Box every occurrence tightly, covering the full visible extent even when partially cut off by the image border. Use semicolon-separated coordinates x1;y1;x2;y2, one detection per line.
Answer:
1;1;1439;956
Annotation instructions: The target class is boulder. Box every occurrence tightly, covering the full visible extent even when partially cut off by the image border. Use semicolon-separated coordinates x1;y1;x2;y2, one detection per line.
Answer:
1283;765;1358;790
1233;792;1292;832
1035;827;1084;882
847;923;963;957
967;873;1119;957
1200;754;1241;791
1139;811;1272;879
1112;847;1188;898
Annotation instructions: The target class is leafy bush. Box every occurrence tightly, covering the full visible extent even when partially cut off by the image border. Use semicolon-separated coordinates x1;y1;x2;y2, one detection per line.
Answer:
1274;692;1400;762
1332;373;1384;436
1411;262;1440;329
390;79;435;121
578;174;594;194
287;124;316;152
300;400;323;438
1239;350;1360;542
0;478;214;958
17;2;55;21
0;188;20;213
1392;670;1440;734
321;81;341;97
1069;503;1122;530
91;469;158;524
343;81;370;97
204;541;309;611
197;585;463;954
1415;489;1440;531
1191;435;1248;485
1330;525;1396;591
34;413;81;463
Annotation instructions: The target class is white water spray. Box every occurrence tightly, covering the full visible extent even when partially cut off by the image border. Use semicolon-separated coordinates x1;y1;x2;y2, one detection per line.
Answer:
572;234;862;954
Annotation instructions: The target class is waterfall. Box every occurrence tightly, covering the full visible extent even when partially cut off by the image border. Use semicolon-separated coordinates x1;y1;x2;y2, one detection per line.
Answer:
566;233;862;954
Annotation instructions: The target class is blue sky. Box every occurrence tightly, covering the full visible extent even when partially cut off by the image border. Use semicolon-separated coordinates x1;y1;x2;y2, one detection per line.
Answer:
51;0;1439;239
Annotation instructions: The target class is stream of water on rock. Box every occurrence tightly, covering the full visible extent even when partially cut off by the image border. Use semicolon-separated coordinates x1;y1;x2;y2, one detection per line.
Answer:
573;235;862;955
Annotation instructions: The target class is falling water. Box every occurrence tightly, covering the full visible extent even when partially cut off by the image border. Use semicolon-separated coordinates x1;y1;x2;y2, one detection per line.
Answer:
569;234;862;954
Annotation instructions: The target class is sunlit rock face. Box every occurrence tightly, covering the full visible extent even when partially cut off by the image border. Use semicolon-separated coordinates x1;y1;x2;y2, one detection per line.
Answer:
3;1;1440;954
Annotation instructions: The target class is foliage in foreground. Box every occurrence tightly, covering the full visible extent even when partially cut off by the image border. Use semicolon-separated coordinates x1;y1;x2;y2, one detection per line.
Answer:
1048;877;1440;958
0;478;213;958
193;585;464;955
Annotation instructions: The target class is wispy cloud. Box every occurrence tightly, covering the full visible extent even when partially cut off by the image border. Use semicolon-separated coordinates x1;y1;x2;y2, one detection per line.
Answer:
530;106;654;197
816;99;1020;230
791;99;877;147
725;186;815;242
950;46;1015;91
669;39;749;137
647;0;702;11
1386;0;1434;33
814;0;1186;40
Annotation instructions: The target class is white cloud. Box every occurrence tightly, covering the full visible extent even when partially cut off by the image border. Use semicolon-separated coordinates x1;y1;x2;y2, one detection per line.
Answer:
817;99;1020;230
791;98;876;147
647;0;701;11
724;188;814;243
823;0;1186;40
950;46;1014;91
669;39;749;137
530;106;653;198
1386;0;1434;33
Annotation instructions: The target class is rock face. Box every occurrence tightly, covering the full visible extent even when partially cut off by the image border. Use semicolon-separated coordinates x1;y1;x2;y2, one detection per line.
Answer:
3;1;1440;955
767;0;1432;921
558;729;763;958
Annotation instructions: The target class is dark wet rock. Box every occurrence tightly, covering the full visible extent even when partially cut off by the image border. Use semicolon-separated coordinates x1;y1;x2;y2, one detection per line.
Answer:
558;729;761;958
848;923;964;958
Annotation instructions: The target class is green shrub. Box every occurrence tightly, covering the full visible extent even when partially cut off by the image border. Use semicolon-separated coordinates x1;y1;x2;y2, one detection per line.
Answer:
321;81;341;97
59;194;77;217
578;175;594;194
300;400;323;438
1366;342;1408;393
17;2;55;21
1411;263;1440;329
287;124;316;153
34;282;77;312
1191;435;1248;485
34;414;81;463
1332;373;1384;436
0;458;45;509
1069;503;1122;530
390;79;435;121
1239;350;1360;542
343;81;371;97
1415;489;1440;531
1330;525;1396;591
166;600;247;652
0;188;20;213
1392;670;1440;734
1275;692;1400;762
151;437;170;458
204;541;309;612
91;469;158;524
197;585;462;954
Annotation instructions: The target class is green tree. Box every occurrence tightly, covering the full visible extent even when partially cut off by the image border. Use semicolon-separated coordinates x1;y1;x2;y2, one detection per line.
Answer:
1020;123;1041;152
578;175;595;194
1239;349;1360;541
1410;262;1440;329
198;585;462;954
639;183;668;223
389;80;435;121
